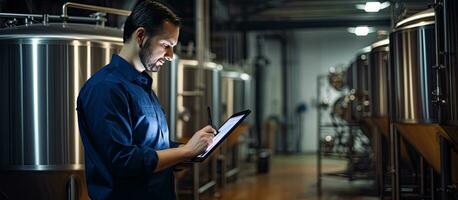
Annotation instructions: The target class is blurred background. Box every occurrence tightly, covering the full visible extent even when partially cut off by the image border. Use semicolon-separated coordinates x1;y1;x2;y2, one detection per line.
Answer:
0;0;457;199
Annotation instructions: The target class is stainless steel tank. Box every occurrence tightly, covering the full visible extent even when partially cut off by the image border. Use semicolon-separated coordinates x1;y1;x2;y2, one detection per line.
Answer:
220;69;251;120
342;62;359;123
443;0;458;127
346;49;371;121
346;61;357;91
151;56;178;141
175;59;221;141
389;8;436;123
355;49;371;118
368;39;389;118
0;23;123;199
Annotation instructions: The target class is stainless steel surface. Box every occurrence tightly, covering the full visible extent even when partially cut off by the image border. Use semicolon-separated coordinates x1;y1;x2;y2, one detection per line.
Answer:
396;8;435;28
0;170;88;200
0;23;123;170
369;39;389;117
0;12;104;24
151;56;179;141
62;2;131;18
389;11;437;123
346;52;371;121
175;59;222;140
0;23;123;41
356;52;371;117
149;54;179;141
343;62;359;122
443;0;458;126
346;62;356;91
221;69;251;121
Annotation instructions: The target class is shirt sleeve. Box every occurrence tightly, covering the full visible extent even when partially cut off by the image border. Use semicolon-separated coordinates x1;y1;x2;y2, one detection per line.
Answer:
169;141;184;148
79;82;158;178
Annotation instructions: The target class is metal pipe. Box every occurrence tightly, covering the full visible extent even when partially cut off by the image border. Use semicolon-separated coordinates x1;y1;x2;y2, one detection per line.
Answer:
440;137;451;200
376;128;385;198
316;75;323;196
434;0;452;199
0;12;102;23
390;124;400;200
280;35;288;153
420;156;426;198
195;0;206;131
432;167;437;200
192;163;199;200
254;36;266;149
62;2;131;18
0;12;43;18
66;175;77;200
433;2;444;109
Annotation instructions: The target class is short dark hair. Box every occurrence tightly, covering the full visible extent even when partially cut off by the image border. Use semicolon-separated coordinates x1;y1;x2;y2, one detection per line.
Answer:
123;0;181;43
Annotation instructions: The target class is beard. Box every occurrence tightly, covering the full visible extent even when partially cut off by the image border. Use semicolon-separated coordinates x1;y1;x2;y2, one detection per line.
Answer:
139;39;161;72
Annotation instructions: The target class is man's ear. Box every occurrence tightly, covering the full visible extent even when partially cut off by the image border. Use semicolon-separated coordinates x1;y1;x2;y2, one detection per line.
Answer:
135;27;146;48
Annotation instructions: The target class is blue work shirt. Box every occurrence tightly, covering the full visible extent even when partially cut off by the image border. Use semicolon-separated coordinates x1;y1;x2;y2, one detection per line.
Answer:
77;54;178;200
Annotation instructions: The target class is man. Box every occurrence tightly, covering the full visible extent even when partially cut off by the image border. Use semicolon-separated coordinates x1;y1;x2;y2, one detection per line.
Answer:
76;1;215;199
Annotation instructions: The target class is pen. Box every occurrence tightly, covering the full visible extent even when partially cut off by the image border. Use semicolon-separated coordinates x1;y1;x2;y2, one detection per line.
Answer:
207;106;219;135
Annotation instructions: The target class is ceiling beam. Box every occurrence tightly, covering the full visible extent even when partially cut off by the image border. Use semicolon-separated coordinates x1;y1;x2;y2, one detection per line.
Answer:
237;0;295;19
235;18;391;30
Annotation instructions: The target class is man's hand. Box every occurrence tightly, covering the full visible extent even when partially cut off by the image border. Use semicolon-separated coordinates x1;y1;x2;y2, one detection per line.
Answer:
154;125;215;172
183;125;216;159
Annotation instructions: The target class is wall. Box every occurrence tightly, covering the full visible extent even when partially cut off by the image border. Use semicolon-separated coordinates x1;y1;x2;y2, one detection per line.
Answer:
248;28;384;153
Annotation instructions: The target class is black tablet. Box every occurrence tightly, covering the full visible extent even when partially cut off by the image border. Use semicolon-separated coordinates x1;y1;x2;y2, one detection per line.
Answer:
190;109;251;162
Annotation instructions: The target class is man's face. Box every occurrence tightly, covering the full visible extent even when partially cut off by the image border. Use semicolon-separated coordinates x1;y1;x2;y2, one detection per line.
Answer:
139;21;179;72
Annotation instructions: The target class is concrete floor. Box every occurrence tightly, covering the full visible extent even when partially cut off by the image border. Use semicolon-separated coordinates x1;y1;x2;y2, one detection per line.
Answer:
202;154;378;200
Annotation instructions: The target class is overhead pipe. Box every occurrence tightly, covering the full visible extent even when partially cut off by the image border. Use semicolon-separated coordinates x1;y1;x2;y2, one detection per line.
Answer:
0;12;104;24
61;2;131;18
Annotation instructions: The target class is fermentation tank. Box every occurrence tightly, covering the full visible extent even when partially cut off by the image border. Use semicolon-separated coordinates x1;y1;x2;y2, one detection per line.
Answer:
368;39;390;136
329;62;358;123
390;9;437;124
441;0;458;149
175;59;221;141
355;50;371;118
369;39;389;120
151;57;178;141
220;69;251;119
173;59;221;198
390;8;458;182
0;23;123;199
343;50;371;123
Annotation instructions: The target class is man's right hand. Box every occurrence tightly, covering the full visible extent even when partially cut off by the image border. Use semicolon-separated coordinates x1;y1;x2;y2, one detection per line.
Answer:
183;125;216;159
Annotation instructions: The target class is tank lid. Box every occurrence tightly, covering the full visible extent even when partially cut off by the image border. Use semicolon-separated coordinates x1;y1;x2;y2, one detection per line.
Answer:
371;39;389;49
221;67;251;80
179;59;223;71
0;23;123;43
395;8;435;29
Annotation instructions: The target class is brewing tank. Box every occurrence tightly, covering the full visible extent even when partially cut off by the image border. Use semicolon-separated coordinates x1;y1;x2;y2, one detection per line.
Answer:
443;0;458;126
220;68;251;120
368;39;389;118
175;59;221;141
151;56;178;141
389;8;437;124
355;50;371;117
0;23;123;167
0;23;123;199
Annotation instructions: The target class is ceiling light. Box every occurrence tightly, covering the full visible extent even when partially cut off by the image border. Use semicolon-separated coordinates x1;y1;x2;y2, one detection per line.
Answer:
355;26;369;36
356;1;390;13
347;26;374;36
365;2;381;12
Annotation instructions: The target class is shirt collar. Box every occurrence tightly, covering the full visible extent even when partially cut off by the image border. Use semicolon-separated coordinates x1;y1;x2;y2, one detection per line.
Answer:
110;54;153;88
